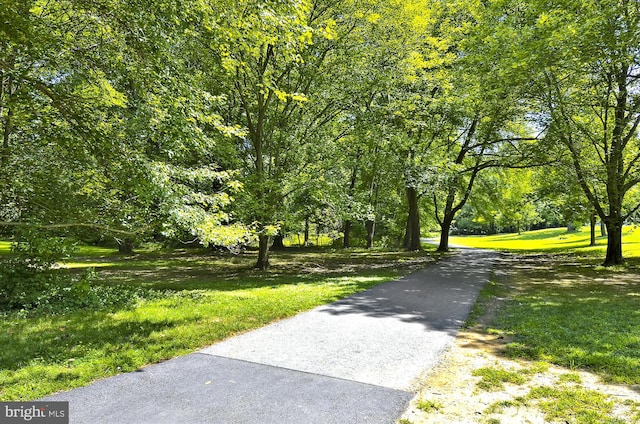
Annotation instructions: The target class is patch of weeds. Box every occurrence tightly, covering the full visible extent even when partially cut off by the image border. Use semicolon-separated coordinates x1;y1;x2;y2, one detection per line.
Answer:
522;361;550;375
486;398;527;414
558;373;582;384
620;398;640;421
527;386;623;424
485;418;501;424
472;366;528;391
397;419;413;424
416;399;442;413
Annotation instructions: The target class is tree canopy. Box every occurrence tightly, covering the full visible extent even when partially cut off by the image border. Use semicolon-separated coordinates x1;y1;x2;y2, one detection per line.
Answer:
1;0;638;267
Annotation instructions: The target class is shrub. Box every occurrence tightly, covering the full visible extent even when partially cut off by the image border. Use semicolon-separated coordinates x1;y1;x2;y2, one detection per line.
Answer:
0;228;97;312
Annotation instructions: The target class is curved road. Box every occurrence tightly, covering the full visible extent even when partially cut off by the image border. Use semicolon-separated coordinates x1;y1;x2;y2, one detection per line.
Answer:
44;248;498;423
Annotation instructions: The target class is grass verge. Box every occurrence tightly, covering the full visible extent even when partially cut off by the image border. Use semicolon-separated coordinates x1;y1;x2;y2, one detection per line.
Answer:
488;255;640;385
1;246;437;401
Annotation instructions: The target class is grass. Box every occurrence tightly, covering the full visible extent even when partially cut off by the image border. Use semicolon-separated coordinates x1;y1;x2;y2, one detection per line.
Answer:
0;244;437;401
453;226;640;384
496;274;640;384
486;383;624;424
464;250;640;385
472;366;530;391
455;227;640;422
0;241;10;255
466;254;640;386
450;225;640;258
416;399;443;413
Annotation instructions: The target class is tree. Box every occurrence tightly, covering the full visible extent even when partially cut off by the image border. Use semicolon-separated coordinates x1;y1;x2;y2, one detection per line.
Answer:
492;0;640;265
0;1;246;254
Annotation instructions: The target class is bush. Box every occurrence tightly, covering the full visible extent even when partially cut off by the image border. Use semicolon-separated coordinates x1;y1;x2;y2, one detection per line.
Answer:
0;229;98;312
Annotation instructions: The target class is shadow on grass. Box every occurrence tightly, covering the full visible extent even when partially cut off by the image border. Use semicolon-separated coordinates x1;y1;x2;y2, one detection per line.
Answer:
79;247;439;292
1;246;443;400
0;312;173;371
471;253;640;385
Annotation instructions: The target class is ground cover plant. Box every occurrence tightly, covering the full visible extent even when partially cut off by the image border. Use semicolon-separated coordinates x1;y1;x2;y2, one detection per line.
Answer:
0;243;437;401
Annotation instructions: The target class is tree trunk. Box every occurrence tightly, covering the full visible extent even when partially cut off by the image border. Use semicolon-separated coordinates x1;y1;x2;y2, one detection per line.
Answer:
603;220;624;266
600;221;607;237
343;159;359;250
365;219;375;249
271;234;285;250
304;216;310;246
437;215;454;252
406;186;421;251
403;218;411;249
117;238;134;254
256;234;270;270
343;220;351;248
590;211;597;246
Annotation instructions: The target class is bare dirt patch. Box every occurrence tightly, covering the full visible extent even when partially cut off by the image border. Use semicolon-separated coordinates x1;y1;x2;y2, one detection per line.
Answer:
401;329;640;423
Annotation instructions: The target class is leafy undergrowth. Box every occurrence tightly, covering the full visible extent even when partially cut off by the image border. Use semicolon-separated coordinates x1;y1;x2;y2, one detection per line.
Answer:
0;246;437;401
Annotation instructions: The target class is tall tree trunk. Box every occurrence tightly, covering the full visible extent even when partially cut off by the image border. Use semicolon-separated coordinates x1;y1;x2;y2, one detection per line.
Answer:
433;122;480;253
589;211;597;247
343;158;359;250
437;215;454;252
403;218;411;249
406;186;421;251
603;220;624;266
304;216;310;246
256;234;271;270
117;238;134;254
271;233;285;250
365;219;375;249
343;220;351;248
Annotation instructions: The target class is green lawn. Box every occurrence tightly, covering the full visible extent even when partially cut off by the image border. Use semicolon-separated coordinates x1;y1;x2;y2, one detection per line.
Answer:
0;245;437;401
450;225;640;258
0;241;11;255
461;227;640;385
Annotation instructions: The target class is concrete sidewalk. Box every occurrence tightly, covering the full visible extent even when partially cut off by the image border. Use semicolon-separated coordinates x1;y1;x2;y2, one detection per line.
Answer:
43;248;497;423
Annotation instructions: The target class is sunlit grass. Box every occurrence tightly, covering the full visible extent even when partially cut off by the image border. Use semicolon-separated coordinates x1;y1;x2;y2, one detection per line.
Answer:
471;254;640;385
0;246;437;401
283;233;335;247
450;225;640;258
0;241;10;255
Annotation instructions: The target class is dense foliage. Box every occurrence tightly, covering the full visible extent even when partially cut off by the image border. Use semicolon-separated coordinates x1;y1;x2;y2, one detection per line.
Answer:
1;0;639;304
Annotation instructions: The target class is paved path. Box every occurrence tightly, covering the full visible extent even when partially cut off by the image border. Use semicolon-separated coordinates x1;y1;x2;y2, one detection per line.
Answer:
43;248;497;423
